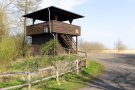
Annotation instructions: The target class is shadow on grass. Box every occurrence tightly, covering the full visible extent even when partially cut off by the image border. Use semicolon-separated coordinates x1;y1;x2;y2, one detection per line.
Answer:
66;70;124;90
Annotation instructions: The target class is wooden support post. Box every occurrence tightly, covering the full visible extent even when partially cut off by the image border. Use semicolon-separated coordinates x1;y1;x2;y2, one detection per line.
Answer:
85;58;87;68
69;19;73;24
56;65;59;82
32;19;36;25
69;49;71;59
76;36;78;54
28;72;31;90
76;60;79;75
64;48;66;54
52;33;56;56
55;33;58;55
85;52;88;68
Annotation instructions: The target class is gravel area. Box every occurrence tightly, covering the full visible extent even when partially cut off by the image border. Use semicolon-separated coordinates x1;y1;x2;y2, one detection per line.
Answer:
79;53;135;90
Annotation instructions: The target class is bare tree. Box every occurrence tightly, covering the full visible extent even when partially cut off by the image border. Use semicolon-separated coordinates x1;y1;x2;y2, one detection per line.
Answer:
0;0;18;70
0;0;42;57
115;40;127;53
14;0;42;57
0;0;14;41
0;0;42;56
0;8;7;41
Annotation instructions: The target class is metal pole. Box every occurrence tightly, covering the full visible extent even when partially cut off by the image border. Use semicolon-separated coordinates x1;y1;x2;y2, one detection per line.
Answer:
48;8;56;55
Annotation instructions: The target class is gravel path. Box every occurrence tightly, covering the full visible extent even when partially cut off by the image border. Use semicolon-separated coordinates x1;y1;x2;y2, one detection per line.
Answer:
79;54;135;90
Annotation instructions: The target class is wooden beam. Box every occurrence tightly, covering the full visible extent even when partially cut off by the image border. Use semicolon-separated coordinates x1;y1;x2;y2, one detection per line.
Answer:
32;19;36;25
69;19;73;24
55;33;58;55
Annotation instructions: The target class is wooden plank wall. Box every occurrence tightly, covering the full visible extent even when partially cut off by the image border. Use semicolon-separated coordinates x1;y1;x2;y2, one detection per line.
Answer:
52;21;81;36
26;21;81;36
26;22;49;36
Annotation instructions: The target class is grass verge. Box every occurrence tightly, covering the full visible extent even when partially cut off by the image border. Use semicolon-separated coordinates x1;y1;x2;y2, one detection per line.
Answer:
0;58;104;90
6;55;80;72
27;59;104;90
0;55;81;88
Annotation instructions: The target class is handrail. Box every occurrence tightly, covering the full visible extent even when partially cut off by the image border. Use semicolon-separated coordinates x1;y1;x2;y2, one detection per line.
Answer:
65;34;76;49
60;34;77;51
60;34;73;48
0;66;54;77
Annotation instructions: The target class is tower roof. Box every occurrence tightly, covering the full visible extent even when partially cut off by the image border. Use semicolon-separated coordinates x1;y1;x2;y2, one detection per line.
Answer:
23;6;84;21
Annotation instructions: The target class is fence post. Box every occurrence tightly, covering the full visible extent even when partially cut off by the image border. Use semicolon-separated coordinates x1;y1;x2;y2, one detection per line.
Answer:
56;65;59;82
85;52;88;68
76;60;79;75
28;72;31;90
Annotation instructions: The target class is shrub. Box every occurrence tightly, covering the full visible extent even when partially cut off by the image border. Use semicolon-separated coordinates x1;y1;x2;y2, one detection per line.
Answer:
41;40;56;55
6;55;80;72
0;37;17;71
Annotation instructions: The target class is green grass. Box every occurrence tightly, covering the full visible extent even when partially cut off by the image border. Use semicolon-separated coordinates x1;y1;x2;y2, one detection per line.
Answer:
28;59;104;90
0;80;27;88
0;58;103;90
0;55;81;89
6;55;80;72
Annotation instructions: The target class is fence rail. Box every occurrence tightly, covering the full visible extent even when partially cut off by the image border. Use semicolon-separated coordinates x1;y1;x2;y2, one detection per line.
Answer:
0;57;87;90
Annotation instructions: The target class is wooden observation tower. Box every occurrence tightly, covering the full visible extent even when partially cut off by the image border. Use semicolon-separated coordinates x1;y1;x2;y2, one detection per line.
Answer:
24;6;84;55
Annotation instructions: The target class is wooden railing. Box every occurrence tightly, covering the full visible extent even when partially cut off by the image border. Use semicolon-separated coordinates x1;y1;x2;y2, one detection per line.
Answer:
26;21;81;36
0;57;87;90
52;21;81;36
26;22;49;36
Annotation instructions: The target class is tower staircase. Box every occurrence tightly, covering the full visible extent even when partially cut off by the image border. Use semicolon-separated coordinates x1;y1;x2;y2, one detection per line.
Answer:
60;34;77;53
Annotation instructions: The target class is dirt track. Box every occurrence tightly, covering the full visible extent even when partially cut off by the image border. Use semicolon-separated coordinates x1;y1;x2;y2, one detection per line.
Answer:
79;54;135;90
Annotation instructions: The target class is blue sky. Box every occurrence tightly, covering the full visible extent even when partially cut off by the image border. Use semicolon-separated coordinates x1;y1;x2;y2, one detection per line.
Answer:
41;0;135;49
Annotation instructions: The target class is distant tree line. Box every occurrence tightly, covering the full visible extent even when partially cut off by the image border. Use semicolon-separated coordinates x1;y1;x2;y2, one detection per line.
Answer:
79;39;107;52
79;39;128;52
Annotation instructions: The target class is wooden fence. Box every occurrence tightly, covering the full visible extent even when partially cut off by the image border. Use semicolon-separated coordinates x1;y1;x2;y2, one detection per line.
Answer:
0;57;87;90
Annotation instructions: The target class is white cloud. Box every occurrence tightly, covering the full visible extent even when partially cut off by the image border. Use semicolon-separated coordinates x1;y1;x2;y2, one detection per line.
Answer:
40;0;87;10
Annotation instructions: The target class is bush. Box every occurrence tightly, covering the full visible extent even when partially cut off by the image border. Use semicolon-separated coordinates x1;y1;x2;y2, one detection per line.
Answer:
0;37;17;71
7;55;80;72
41;40;56;55
12;34;31;57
